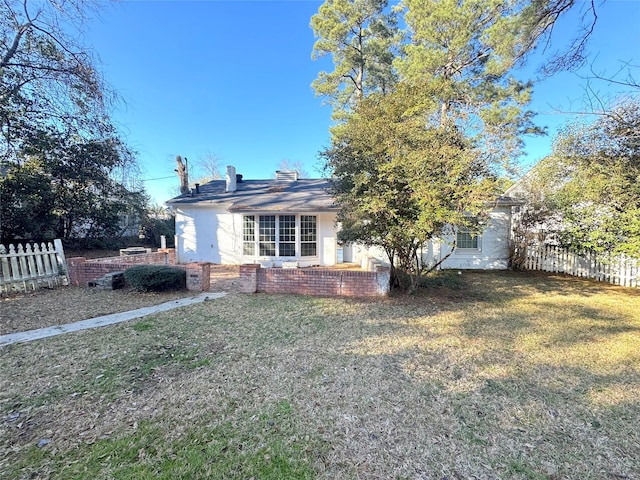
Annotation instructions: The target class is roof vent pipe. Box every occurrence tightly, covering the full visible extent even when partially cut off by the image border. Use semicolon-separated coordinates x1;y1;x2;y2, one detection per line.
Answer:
226;165;237;192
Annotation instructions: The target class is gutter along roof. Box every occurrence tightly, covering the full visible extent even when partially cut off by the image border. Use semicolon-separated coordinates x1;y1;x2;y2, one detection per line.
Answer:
166;178;338;212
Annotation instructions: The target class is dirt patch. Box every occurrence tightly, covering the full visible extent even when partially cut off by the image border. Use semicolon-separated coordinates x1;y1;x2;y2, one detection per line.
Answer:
209;265;241;292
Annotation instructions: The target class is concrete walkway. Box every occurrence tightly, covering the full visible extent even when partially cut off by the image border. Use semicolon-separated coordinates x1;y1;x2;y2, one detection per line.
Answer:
0;292;226;347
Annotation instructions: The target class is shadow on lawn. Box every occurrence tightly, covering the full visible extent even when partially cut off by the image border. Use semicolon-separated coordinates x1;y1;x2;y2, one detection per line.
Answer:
469;270;640;299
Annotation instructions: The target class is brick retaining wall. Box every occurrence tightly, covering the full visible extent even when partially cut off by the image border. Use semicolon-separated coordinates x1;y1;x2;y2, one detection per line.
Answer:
239;264;389;297
66;249;210;292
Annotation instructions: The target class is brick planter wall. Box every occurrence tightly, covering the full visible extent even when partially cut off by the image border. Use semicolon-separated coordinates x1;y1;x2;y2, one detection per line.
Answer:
239;264;390;297
65;249;217;292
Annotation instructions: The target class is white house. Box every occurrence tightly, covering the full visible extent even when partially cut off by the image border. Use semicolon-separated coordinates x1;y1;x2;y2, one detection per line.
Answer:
167;167;340;267
167;166;520;270
423;197;520;270
347;197;520;271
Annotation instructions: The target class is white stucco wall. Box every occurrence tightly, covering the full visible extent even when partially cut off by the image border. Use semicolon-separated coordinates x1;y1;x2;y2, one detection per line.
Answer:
175;206;234;264
175;207;338;266
437;206;512;269
349;206;513;271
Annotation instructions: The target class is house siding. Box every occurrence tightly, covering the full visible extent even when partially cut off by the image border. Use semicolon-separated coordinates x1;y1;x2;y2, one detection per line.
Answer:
347;206;513;271
438;206;512;270
175;206;338;266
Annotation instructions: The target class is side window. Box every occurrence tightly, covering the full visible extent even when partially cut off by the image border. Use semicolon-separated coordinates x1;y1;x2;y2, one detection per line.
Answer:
243;215;255;255
456;229;479;249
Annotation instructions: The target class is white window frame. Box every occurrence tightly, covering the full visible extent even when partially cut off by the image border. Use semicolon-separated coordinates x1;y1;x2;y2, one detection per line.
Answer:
455;228;481;251
242;214;318;258
300;215;317;257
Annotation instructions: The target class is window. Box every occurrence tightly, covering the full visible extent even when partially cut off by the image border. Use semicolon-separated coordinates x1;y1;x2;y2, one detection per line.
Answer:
300;215;317;257
456;229;479;249
243;214;318;258
278;215;296;257
243;215;255;255
259;215;276;256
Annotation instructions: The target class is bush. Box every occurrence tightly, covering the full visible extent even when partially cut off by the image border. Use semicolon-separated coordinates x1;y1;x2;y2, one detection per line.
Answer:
64;236;140;251
124;265;186;292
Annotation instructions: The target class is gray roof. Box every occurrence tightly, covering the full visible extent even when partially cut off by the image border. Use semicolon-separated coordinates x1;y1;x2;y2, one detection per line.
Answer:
166;178;338;212
166;177;521;211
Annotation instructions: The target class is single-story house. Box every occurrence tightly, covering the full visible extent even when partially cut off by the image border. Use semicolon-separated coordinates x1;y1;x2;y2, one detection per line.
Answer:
167;166;520;270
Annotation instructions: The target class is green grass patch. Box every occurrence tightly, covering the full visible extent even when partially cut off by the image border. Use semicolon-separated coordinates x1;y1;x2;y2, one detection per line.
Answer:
9;402;320;480
132;320;156;332
418;269;465;289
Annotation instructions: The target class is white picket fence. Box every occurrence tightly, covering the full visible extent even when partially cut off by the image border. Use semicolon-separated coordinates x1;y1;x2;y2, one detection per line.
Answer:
0;239;69;294
524;244;639;288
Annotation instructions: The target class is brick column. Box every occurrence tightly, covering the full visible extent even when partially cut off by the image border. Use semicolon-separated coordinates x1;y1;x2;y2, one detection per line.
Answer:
239;264;260;293
67;257;87;286
185;262;211;291
157;248;176;265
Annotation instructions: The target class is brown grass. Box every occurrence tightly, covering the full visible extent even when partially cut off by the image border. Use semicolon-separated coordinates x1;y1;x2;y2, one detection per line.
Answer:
1;271;639;479
0;287;195;334
0;265;240;334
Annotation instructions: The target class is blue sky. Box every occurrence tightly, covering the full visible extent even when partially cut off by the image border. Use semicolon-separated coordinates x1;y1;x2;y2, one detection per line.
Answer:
84;0;639;204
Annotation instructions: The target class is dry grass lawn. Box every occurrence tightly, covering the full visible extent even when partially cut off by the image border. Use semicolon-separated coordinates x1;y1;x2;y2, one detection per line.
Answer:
1;271;639;479
0;287;196;333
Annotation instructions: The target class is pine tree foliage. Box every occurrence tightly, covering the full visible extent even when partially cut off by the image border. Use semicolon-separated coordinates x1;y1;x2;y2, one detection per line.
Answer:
313;0;588;289
311;0;399;118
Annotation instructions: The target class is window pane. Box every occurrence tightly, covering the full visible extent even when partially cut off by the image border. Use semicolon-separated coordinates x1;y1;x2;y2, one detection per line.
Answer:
300;215;317;257
243;215;255;255
259;215;276;256
279;243;296;256
300;242;316;257
456;230;478;249
279;215;296;257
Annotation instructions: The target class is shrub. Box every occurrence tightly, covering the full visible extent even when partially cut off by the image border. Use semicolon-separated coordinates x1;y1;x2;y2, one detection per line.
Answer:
124;265;186;292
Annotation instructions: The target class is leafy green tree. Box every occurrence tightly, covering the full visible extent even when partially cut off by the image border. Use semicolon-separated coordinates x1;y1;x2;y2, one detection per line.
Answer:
323;86;499;289
0;162;56;241
140;204;175;247
1;128;147;242
517;98;640;257
311;0;399;118
0;0;149;244
314;0;572;289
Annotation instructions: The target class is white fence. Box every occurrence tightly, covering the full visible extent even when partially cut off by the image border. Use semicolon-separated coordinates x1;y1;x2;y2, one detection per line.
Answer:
524;244;639;288
0;239;69;294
